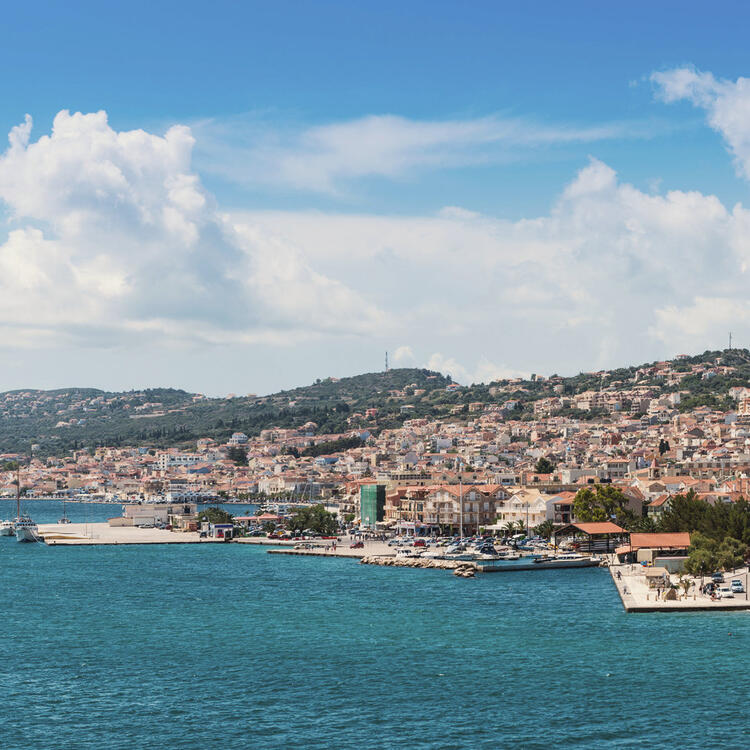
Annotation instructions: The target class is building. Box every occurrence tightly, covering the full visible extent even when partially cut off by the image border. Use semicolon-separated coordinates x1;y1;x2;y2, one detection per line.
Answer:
360;484;386;528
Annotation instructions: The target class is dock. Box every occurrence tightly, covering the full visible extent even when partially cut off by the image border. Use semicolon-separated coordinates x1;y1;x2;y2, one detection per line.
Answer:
38;522;223;545
608;562;750;612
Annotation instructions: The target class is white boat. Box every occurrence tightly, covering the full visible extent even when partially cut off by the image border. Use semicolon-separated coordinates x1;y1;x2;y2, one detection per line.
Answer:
443;548;477;561
396;548;420;559
58;494;71;524
15;516;40;543
0;519;14;536
532;553;601;568
11;465;40;542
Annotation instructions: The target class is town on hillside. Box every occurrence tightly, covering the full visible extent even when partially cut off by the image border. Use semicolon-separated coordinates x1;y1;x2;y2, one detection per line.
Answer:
5;349;750;535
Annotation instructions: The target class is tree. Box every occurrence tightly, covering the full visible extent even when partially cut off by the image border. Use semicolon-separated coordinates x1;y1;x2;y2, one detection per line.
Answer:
717;536;747;572
534;457;554;474
533;519;556;540
286;504;338;535
226;446;248;466
678;574;692;599
572;485;633;525
658;439;670;456
197;507;234;525
684;548;716;582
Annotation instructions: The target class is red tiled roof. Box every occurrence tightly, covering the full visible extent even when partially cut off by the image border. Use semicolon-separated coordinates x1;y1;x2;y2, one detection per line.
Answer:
569;522;626;534
628;532;691;550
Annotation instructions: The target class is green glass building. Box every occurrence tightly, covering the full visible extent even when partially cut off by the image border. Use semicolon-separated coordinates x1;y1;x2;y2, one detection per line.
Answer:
360;484;385;528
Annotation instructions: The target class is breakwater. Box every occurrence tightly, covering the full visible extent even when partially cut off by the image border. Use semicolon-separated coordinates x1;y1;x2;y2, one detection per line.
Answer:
360;555;477;571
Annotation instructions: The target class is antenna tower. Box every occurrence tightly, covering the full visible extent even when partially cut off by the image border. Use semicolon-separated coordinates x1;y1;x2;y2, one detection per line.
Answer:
385;351;389;372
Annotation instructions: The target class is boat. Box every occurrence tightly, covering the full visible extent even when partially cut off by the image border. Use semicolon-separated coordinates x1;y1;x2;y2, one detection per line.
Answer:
58;494;71;524
0;519;14;536
532;553;601;568
15;515;40;543
443;545;477;561
12;465;40;543
396;548;420;559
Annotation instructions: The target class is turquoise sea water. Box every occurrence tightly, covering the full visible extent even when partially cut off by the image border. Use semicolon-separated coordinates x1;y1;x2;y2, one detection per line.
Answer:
2;502;749;749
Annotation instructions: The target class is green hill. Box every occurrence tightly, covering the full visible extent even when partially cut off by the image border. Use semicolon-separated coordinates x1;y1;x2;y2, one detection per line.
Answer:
3;349;750;456
0;369;450;455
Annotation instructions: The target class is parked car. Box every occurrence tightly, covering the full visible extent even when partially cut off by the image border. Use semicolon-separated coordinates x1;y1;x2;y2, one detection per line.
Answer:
350;541;364;549
717;586;734;598
413;539;426;547
712;572;725;583
731;579;745;593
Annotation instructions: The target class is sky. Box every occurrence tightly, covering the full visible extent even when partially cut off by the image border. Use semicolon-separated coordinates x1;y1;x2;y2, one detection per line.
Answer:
1;1;750;395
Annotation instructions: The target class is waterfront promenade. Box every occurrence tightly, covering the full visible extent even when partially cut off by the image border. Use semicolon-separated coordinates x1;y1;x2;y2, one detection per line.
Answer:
609;561;750;612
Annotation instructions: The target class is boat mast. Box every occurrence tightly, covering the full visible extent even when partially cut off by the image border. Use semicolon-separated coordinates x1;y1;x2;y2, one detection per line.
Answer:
459;458;463;538
15;464;20;521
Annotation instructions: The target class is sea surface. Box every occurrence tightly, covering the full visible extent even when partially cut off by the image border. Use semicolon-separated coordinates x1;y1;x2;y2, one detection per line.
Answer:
1;501;748;749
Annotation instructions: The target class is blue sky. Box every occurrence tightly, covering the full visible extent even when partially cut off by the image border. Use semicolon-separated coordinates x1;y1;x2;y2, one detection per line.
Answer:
1;2;750;394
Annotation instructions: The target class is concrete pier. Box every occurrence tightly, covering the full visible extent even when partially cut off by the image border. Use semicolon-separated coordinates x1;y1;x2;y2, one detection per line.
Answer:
38;522;223;545
609;562;750;612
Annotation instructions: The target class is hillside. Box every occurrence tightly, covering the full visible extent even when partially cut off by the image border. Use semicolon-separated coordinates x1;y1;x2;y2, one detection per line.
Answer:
0;369;450;455
2;349;750;456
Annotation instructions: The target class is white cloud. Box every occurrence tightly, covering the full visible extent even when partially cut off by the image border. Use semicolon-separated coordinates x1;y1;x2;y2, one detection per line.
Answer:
652;66;750;179
392;345;415;364
4;91;750;386
236;154;750;376
426;353;529;384
193;112;660;194
0;110;386;348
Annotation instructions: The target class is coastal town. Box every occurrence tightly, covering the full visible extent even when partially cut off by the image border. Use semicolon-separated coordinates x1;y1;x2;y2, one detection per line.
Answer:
1;350;750;614
4;349;750;534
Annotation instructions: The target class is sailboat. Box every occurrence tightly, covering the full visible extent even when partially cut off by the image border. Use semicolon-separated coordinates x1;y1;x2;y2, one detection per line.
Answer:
58;494;71;524
14;467;40;543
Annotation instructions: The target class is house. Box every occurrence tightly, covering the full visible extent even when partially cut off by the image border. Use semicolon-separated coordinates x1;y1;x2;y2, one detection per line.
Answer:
615;532;691;572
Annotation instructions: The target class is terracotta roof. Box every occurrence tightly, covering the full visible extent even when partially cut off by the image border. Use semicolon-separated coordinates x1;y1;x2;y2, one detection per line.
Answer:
649;494;670;507
628;532;691;550
566;522;626;534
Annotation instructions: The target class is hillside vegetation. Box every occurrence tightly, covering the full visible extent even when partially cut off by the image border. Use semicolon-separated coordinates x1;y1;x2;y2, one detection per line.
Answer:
2;349;749;456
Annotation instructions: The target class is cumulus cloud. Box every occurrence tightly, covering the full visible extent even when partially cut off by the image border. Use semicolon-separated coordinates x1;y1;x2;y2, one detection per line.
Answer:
0;110;386;347
652;66;750;179
392;345;416;364
237;153;750;375
426;353;529;384
193;112;661;194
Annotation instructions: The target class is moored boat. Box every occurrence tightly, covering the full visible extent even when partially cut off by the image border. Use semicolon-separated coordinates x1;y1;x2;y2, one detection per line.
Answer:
15;515;40;543
0;519;14;536
532;553;600;568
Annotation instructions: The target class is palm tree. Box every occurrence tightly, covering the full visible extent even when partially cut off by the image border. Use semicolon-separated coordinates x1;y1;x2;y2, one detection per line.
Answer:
678;575;692;600
502;522;515;536
534;519;555;540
